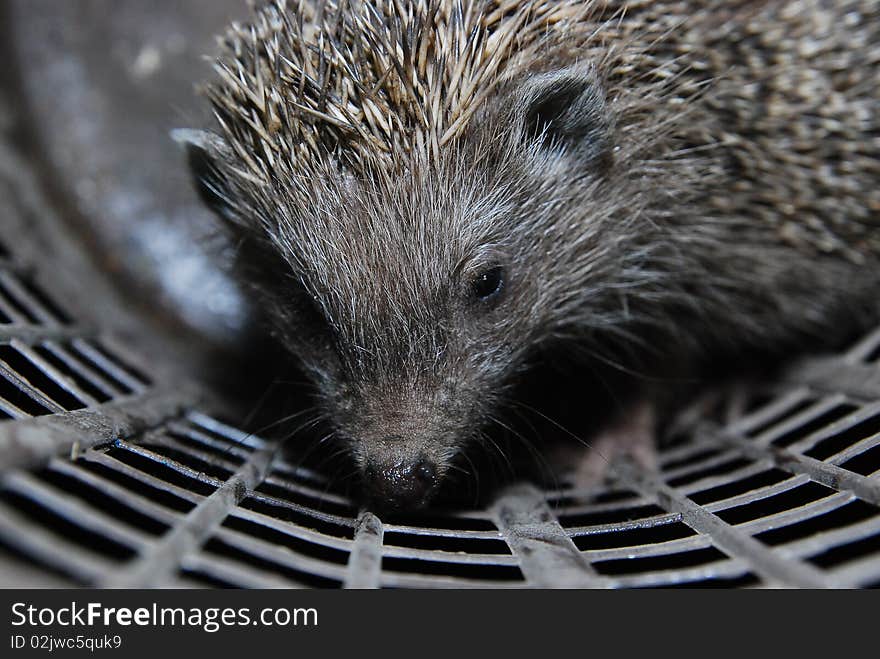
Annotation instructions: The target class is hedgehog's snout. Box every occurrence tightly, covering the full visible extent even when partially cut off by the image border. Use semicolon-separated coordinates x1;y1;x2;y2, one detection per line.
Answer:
362;456;439;512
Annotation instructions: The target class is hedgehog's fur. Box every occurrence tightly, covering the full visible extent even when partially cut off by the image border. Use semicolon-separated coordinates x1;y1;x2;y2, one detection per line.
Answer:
180;0;880;509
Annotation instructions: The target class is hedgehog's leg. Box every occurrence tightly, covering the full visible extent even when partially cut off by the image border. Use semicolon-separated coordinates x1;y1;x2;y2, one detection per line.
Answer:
570;399;658;490
568;385;750;490
664;382;751;439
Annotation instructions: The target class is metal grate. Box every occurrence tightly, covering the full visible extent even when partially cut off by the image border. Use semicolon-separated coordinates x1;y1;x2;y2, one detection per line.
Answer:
2;238;880;589
2;86;880;590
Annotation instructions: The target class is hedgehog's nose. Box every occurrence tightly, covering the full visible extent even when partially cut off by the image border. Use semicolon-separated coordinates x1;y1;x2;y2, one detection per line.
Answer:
363;458;438;512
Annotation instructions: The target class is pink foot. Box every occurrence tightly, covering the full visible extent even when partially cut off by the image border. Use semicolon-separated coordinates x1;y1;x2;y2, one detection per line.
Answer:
570;400;659;490
665;383;751;439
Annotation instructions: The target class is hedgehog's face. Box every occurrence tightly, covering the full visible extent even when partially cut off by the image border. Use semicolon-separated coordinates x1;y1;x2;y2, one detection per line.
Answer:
178;64;616;510
257;187;525;512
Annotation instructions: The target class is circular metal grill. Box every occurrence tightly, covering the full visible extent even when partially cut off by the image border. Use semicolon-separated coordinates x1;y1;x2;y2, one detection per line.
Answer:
2;174;880;590
1;6;880;588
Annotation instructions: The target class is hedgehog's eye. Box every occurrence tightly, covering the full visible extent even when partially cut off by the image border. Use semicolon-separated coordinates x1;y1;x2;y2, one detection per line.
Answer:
470;266;504;302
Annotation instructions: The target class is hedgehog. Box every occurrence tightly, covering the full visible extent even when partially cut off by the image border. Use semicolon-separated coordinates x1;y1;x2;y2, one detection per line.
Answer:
175;0;880;510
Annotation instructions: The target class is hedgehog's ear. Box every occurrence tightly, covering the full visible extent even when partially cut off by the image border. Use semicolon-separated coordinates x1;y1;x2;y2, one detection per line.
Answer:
518;66;611;166
172;129;237;222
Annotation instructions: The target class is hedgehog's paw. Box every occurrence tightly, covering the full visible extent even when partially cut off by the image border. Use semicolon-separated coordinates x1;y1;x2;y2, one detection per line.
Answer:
570;400;658;491
665;384;750;439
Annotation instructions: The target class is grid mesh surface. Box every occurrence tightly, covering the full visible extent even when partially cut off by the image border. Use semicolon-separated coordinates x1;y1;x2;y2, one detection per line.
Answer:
2;227;880;589
2;153;880;590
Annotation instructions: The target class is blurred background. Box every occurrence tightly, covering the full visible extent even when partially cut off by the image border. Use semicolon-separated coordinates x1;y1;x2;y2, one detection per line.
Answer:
4;0;253;355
